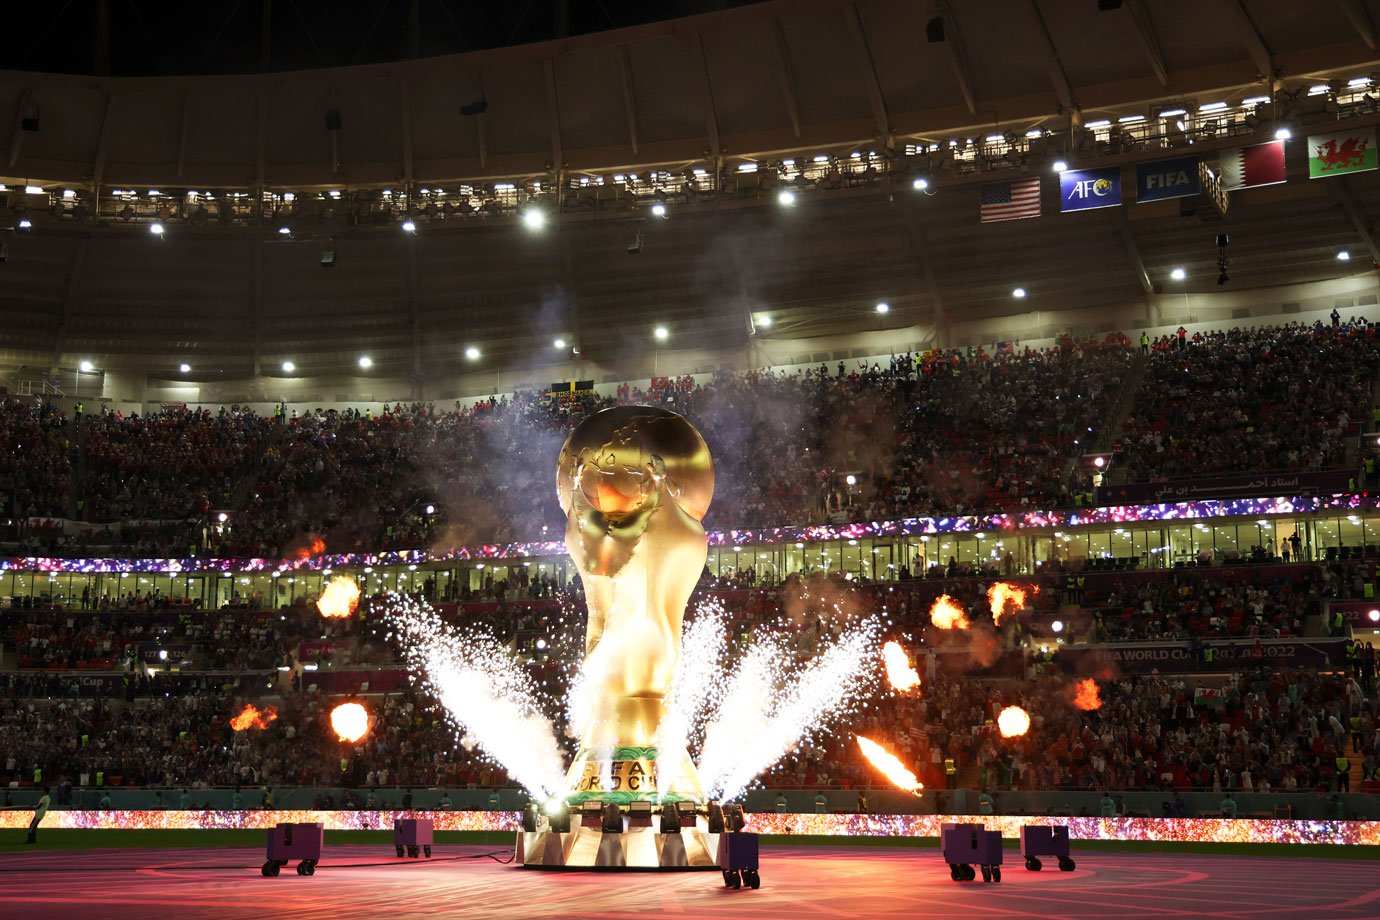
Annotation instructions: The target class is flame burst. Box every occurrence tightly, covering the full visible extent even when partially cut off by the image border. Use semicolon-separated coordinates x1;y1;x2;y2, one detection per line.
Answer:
882;641;921;692
997;705;1031;738
229;703;277;731
929;594;970;630
316;575;361;618
987;582;1027;625
330;702;371;742
1071;678;1103;711
292;535;327;561
856;735;923;793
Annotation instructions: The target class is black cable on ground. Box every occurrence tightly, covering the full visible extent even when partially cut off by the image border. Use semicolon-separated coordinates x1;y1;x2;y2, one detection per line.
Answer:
0;848;516;873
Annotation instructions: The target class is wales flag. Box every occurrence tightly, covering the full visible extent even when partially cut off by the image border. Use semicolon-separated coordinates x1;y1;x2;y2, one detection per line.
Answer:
1308;127;1378;178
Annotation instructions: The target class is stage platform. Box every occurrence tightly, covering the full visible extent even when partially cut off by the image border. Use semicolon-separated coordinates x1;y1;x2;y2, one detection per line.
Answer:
1;842;1378;918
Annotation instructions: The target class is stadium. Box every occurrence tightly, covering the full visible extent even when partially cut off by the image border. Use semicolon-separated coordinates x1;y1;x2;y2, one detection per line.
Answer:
2;0;1380;916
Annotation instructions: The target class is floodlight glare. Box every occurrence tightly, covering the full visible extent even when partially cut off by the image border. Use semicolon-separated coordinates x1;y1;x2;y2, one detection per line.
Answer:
358;356;373;369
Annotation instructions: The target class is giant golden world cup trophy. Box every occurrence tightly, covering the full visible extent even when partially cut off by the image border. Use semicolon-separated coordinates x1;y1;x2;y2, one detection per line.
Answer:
556;405;713;807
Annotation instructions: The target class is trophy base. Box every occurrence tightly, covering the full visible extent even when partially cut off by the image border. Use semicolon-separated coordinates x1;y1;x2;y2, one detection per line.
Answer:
517;816;720;870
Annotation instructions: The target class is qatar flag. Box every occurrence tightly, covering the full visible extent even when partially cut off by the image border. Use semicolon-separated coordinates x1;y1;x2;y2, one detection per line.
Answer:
1218;139;1287;190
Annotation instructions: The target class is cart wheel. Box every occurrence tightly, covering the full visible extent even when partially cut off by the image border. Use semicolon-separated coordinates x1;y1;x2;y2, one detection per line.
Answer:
746;870;760;889
981;865;992;883
262;862;278;877
424;846;432;858
991;866;1001;883
1059;857;1075;872
296;864;307;876
949;865;959;881
396;846;405;858
965;865;976;881
730;870;743;889
723;870;734;888
306;861;317;876
1026;857;1042;871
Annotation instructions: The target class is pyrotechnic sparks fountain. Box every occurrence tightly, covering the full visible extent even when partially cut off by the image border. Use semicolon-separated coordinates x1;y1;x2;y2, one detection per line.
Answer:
371;406;885;869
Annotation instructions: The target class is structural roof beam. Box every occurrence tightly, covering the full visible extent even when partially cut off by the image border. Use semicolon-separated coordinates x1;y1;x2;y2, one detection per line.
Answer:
1336;0;1378;51
932;0;976;117
1224;0;1275;78
1125;0;1170;88
844;3;890;139
1026;0;1075;111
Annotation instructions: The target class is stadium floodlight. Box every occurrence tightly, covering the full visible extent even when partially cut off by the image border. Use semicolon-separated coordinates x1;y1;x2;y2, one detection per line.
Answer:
1274;126;1292;140
17;218;32;231
756;315;772;328
554;338;566;349
913;177;930;190
1012;287;1027;298
654;326;669;341
179;363;191;373
149;222;165;236
522;209;545;230
465;346;481;360
1051;620;1065;633
358;356;373;369
277;225;292;236
281;360;295;373
1052;160;1068;172
79;360;94;373
401;219;417;234
777;190;796;206
876;302;890;314
1338;250;1352;261
651;203;667;218
1170;267;1186;281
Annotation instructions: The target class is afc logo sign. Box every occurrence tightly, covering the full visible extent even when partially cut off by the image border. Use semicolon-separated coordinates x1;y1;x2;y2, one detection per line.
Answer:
1059;168;1121;212
1067;177;1114;200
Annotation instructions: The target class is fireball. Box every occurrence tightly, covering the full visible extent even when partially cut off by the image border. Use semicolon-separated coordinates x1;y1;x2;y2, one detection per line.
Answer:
1071;678;1103;711
929;595;970;630
293;535;327;561
997;705;1031;738
316;575;361;619
856;735;923;793
987;582;1027;625
882;641;921;692
229;703;277;731
330;702;370;742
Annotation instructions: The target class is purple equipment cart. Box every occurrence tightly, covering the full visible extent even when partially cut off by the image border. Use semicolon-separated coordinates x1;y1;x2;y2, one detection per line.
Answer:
263;822;323;877
1020;824;1075;871
941;822;1003;883
394;817;434;858
716;831;761;890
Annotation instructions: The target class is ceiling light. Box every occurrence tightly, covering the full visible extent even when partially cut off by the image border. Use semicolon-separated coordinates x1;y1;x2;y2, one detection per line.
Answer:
912;177;929;190
1117;114;1145;123
1199;101;1228;112
1170;267;1186;281
554;338;566;349
1158;108;1187;117
651;203;666;217
1274;126;1292;140
1308;84;1330;96
756;315;772;327
1012;287;1027;298
178;363;191;373
17;218;32;230
358;356;373;369
777;190;796;206
401;219;417;234
1025;129;1044;138
1349;76;1373;87
24;185;43;195
1085;120;1111;128
149;222;165;236
654;326;669;341
1241;95;1270;106
876;302;890;314
281;360;295;373
465;346;481;360
1052;159;1068;172
79;360;94;373
1338;250;1352;261
277;225;292;235
522;209;545;229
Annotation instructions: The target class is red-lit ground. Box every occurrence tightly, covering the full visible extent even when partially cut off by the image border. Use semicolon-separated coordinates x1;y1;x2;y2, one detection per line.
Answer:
1;843;1378;918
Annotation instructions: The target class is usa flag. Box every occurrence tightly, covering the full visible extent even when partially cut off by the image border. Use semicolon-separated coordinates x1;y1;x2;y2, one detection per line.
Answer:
980;176;1041;222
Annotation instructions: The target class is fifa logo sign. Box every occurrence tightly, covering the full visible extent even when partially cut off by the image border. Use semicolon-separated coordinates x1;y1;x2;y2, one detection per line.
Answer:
1144;169;1193;190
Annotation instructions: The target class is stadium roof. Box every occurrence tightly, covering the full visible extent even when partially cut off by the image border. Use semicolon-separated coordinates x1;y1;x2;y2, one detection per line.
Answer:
0;0;1378;390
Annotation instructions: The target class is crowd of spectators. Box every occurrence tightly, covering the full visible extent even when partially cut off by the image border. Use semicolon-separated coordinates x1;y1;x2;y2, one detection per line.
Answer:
1118;321;1377;482
2;320;1370;559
